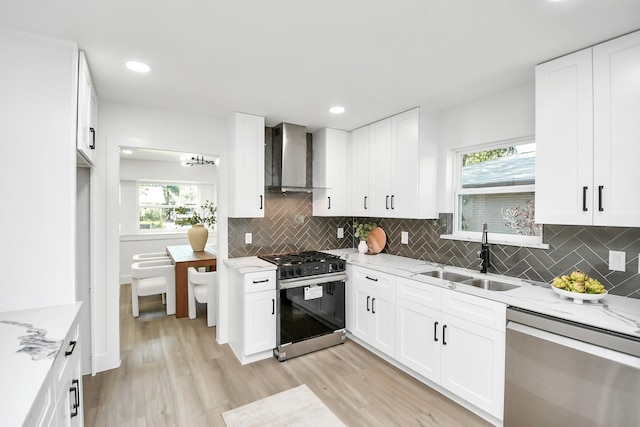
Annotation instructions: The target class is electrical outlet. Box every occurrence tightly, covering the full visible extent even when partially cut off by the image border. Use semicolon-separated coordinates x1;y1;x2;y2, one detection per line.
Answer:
401;231;409;245
245;233;252;244
337;227;344;238
608;250;625;272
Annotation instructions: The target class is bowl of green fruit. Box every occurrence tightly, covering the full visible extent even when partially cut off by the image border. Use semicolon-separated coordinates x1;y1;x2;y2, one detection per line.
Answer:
550;270;607;304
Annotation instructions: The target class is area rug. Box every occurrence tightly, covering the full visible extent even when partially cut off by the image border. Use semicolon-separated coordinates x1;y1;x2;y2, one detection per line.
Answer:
222;384;346;427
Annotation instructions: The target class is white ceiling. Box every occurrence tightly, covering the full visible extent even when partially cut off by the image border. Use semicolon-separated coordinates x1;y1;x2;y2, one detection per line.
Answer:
1;0;639;132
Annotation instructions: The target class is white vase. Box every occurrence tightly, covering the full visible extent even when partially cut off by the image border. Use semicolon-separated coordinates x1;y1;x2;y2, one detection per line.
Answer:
358;240;368;254
188;224;208;252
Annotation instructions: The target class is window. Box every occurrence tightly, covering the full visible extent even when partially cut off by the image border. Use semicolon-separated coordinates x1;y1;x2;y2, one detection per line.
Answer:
451;138;544;247
138;183;200;232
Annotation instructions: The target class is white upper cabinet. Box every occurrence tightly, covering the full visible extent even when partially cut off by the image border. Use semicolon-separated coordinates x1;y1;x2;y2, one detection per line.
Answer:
228;112;265;218
368;117;393;215
350;125;370;216
313;128;348;216
536;30;640;227
77;51;97;166
592;31;640;226
348;107;438;219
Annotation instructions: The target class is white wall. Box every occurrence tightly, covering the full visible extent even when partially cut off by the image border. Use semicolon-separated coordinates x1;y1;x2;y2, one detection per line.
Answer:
0;28;78;310
436;83;535;211
95;100;230;372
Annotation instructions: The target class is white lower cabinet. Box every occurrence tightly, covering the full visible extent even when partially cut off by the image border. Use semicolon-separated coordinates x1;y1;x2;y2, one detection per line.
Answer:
351;266;396;358
393;276;506;419
25;311;83;427
229;269;276;364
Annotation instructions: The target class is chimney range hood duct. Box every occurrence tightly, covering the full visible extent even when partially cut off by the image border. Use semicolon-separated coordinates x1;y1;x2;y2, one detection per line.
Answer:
267;122;323;192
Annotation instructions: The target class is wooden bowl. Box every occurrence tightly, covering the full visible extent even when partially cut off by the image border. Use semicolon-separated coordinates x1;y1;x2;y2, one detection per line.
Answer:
366;227;387;254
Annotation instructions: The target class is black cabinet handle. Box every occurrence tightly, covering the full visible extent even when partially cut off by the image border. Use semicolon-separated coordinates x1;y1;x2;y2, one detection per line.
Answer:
434;321;439;342
65;340;77;356
582;186;588;211
364;196;368;210
252;279;269;284
70;379;80;417
271;299;275;315
391;195;395;210
386;195;389;209
371;298;376;314
442;325;447;345
365;276;378;282
366;296;370;312
89;127;96;149
259;195;263;210
598;185;604;211
327;196;331;210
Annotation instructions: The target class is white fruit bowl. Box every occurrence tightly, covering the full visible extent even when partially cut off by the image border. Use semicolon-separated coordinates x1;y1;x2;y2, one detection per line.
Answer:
551;286;607;304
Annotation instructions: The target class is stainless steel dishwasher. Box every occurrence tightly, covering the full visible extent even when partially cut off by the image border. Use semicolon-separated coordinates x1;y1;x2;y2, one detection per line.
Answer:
504;307;640;427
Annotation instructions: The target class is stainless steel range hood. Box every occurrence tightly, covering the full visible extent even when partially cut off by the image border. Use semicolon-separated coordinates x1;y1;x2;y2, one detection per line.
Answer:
266;122;321;192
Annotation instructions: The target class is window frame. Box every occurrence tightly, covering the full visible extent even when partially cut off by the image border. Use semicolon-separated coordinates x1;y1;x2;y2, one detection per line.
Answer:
136;181;202;233
444;136;548;249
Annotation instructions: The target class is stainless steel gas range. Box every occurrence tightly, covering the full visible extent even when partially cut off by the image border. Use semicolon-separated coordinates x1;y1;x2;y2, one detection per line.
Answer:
258;251;347;361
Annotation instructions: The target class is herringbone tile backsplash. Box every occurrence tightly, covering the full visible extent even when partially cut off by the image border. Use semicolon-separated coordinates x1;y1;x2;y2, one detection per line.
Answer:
229;126;639;298
229;206;640;298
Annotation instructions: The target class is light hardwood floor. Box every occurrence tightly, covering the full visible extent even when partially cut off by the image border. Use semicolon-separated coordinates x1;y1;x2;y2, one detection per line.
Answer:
83;284;493;427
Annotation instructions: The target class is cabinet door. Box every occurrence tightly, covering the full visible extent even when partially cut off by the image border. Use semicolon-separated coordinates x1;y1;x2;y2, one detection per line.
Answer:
396;297;441;382
351;266;395;357
395;277;442;382
229;113;265;218
244;290;276;355
440;313;505;419
535;48;594;226
352;282;372;342
593;31;640;227
390;108;420;218
369;280;395;358
350;126;370;216
313;128;348;216
76;51;96;166
368;118;393;215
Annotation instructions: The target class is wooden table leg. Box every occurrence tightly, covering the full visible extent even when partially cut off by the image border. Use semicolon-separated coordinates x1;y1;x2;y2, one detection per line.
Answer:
175;262;188;318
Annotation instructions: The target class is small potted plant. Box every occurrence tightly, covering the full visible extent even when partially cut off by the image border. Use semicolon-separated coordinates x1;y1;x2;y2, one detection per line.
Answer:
354;221;377;254
175;200;217;252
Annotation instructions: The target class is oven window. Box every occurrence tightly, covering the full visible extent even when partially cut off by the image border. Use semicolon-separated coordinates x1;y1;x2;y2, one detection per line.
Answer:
279;280;345;345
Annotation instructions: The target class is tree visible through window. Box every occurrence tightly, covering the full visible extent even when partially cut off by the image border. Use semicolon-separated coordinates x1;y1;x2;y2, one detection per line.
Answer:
454;139;542;245
138;183;199;231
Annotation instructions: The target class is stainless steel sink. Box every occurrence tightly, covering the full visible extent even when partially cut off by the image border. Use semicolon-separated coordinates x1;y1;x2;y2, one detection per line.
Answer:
420;270;474;283
461;278;520;291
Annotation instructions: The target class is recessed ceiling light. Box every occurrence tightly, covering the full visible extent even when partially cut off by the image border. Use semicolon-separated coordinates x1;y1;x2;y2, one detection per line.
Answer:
126;61;151;73
121;149;133;155
329;106;345;114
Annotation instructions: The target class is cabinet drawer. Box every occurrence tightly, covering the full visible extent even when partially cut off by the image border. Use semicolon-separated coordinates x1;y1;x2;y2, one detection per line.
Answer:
442;290;506;332
396;277;441;310
353;266;395;298
53;322;80;395
243;271;276;293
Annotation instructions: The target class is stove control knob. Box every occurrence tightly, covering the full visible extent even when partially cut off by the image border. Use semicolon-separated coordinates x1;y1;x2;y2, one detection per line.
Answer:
295;268;302;276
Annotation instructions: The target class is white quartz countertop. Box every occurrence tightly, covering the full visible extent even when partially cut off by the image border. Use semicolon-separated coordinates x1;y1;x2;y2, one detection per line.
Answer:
0;303;81;427
225;250;640;339
224;256;276;274
324;249;640;340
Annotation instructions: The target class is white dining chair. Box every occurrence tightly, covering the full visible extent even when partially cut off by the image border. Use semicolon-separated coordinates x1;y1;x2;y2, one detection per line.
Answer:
131;259;176;317
187;267;217;327
133;251;170;261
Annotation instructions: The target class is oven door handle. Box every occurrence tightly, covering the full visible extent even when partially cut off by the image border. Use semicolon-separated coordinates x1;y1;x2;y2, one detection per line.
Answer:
279;273;348;289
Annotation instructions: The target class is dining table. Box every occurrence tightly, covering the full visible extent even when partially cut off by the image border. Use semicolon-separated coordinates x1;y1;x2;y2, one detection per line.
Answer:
166;245;217;318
